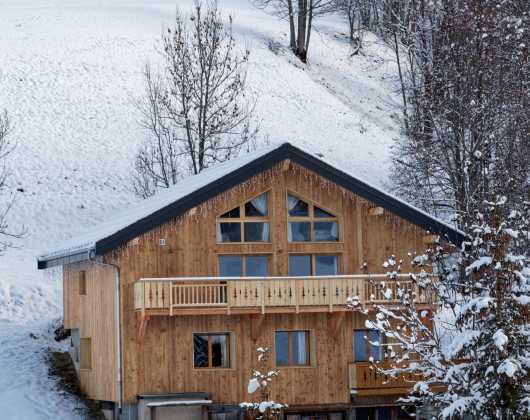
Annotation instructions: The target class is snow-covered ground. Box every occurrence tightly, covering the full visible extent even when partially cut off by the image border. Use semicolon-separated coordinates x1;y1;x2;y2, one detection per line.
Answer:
0;1;402;418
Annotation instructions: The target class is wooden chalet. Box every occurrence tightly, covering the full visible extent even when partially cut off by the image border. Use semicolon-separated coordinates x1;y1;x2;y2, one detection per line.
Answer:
37;142;463;420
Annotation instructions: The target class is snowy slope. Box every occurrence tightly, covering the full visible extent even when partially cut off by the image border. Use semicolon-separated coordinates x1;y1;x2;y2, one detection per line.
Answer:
0;1;403;418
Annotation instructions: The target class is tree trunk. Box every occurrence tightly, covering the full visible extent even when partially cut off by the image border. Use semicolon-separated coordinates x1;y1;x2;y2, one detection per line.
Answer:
297;0;307;62
287;0;297;52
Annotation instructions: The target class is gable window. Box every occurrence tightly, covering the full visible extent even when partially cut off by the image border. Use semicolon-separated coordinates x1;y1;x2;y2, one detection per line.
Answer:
354;330;384;362
193;333;230;368
287;194;339;242
219;255;269;277
275;331;310;366
288;255;339;276
217;192;270;243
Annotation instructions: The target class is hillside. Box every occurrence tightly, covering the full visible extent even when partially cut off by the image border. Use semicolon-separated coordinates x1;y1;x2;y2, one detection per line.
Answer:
0;1;403;418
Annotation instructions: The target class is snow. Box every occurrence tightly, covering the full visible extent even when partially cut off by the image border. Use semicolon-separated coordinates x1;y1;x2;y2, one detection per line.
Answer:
493;330;508;351
247;378;259;394
0;0;425;418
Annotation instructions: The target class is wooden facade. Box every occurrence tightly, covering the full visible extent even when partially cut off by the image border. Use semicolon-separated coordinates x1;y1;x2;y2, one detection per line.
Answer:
61;159;437;411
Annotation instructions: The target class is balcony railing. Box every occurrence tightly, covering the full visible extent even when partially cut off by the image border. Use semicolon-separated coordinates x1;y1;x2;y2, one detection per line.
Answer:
134;274;435;315
349;362;418;396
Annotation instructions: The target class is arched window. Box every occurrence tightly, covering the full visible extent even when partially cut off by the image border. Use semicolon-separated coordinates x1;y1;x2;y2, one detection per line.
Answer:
217;192;270;243
287;194;339;242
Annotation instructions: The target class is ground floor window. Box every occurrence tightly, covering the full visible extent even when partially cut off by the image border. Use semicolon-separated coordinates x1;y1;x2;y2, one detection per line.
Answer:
275;330;310;366
286;412;344;420
356;406;414;420
193;333;230;369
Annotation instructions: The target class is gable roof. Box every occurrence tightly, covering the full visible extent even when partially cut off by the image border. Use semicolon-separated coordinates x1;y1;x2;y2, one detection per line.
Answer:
37;142;465;269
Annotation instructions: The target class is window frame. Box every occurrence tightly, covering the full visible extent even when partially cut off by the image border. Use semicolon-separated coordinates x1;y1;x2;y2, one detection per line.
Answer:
287;192;340;243
288;254;340;276
216;190;271;244
274;330;312;367
192;332;232;369
218;254;271;277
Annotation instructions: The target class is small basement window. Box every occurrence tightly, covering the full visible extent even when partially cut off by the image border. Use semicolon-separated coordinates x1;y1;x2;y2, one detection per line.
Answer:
80;337;92;370
217;192;270;243
78;270;86;296
193;333;231;369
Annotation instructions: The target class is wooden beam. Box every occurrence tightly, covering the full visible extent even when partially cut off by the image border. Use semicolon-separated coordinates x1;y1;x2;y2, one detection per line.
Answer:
368;206;384;216
138;313;150;342
328;311;346;337
282;159;291;171
423;234;439;244
250;314;265;341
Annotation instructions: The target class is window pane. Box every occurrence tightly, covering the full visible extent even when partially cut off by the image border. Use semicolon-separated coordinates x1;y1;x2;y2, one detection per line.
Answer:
245;192;268;217
246;256;269;277
292;331;309;365
354;330;368;362
211;334;229;368
314;206;334;218
217;222;241;242
287;195;309;216
275;331;289;366
219;256;243;277
244;222;270;242
194;335;209;368
288;222;311;242
315;255;338;276
314;221;339;241
289;255;312;276
220;207;240;218
369;330;383;361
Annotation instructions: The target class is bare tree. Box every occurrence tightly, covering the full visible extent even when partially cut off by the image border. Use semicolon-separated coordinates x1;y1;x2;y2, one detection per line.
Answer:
0;111;23;253
134;1;257;198
252;0;335;62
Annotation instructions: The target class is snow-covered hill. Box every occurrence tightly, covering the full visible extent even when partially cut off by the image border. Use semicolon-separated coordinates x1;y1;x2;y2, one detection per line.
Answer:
0;1;402;418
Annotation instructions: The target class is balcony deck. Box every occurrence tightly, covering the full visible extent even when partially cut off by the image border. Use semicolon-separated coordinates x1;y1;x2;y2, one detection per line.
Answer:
134;274;435;316
348;362;418;396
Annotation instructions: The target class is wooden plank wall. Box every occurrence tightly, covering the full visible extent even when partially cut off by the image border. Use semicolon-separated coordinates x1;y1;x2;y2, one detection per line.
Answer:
104;161;429;404
63;263;118;402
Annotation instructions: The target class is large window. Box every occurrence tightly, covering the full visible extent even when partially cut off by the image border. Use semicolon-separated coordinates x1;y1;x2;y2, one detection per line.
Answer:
287;194;339;242
288;255;339;276
217;192;270;243
354;330;384;362
193;333;230;368
275;330;310;366
218;255;269;277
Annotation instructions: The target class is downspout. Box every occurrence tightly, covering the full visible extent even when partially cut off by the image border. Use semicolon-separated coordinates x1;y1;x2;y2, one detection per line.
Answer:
93;255;123;416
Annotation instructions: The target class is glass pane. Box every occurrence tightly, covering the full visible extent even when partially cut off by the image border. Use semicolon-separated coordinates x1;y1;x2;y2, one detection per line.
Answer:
219;255;243;277
245;192;268;217
211;334;229;368
292;331;309;365
287;195;309;216
356;408;376;420
217;223;241;242
193;335;209;368
288;222;311;242
377;407;392;420
220;207;240;218
314;221;339;241
246;256;269;277
289;255;312;276
354;330;368;362
369;330;383;361
315;255;338;275
275;331;289;366
314;206;334;218
244;222;270;242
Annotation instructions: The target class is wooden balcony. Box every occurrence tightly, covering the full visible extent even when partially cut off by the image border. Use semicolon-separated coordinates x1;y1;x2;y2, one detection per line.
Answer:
133;274;435;317
349;362;417;396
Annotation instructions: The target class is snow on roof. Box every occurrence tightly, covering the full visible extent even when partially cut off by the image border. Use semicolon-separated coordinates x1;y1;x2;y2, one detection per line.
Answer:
37;141;464;267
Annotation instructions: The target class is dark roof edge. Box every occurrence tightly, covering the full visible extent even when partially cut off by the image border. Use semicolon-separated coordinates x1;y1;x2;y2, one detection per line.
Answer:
37;248;94;269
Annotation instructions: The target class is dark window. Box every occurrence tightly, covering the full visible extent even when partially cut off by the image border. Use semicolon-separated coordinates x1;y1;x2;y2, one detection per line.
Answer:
245;192;268;217
288;222;311;242
354;330;384;362
217;222;241;242
246;256;268;277
244;222;270;242
79;270;86;296
287;195;309;216
220;207;240;218
219;255;243;277
193;333;230;368
315;255;338;275
275;330;310;366
289;255;312;276
314;206;334;218
355;408;376;420
314;221;338;242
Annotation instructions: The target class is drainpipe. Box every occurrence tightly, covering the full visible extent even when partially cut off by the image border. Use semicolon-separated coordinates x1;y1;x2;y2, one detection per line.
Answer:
93;255;123;417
